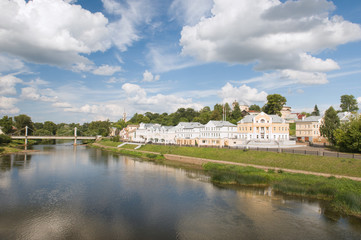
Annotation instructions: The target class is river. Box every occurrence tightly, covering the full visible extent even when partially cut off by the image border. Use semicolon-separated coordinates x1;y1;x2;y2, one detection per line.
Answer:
1;143;361;240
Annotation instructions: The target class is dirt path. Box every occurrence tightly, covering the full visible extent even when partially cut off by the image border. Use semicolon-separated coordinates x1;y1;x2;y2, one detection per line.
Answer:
92;143;361;182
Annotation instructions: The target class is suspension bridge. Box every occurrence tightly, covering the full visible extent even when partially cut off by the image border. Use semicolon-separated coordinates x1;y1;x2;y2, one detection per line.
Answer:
11;126;98;146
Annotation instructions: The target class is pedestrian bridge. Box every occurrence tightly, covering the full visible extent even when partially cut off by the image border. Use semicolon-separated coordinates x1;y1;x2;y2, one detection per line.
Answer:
11;126;99;146
11;136;97;140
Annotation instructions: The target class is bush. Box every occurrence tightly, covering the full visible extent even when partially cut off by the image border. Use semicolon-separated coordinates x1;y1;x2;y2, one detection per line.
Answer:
111;136;120;142
0;134;11;144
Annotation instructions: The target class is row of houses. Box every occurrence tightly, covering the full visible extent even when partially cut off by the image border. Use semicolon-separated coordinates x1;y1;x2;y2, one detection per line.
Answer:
118;112;293;147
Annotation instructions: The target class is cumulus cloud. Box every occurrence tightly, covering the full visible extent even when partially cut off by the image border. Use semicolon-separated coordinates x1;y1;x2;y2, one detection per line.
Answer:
180;0;361;84
0;74;23;95
102;0;155;51
169;0;213;26
122;83;202;112
358;97;361;105
142;70;160;82
92;65;122;76
0;96;19;114
219;83;268;105
20;87;58;102
241;69;329;90
0;54;25;73
0;0;110;68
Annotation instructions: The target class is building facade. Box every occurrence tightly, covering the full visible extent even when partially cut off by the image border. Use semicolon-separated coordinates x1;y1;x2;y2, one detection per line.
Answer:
295;116;326;143
198;121;237;147
237;112;289;142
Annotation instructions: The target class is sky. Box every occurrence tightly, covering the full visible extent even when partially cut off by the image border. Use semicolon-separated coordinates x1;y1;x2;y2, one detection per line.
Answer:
1;0;361;123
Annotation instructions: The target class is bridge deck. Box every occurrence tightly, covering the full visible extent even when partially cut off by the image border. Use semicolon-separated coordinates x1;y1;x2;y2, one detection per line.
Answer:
11;136;97;140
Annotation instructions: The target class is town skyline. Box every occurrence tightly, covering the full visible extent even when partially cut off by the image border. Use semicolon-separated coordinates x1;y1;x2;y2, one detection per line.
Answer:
1;0;361;123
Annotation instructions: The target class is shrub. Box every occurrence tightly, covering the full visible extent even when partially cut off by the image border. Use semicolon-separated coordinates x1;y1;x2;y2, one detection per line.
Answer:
0;134;11;144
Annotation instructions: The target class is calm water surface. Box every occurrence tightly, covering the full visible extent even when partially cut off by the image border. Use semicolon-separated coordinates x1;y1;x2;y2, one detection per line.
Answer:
1;143;361;240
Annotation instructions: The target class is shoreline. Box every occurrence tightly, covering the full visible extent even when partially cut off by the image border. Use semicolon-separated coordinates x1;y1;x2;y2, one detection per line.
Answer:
91;141;361;218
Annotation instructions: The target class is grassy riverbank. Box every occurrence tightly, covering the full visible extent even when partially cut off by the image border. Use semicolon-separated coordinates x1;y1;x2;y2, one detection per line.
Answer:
204;163;361;217
93;140;361;217
0;139;35;156
139;144;361;178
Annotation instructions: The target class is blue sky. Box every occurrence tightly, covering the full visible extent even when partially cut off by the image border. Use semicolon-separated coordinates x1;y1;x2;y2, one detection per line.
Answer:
1;0;361;123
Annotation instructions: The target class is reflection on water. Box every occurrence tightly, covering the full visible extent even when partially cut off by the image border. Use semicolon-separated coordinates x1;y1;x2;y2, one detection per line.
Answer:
0;144;361;240
0;154;32;172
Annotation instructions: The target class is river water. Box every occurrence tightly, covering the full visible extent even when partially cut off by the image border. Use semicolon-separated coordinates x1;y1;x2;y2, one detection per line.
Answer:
1;143;361;240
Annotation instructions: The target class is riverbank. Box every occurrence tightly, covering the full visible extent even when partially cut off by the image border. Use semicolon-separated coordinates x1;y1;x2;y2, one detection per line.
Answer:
91;140;361;218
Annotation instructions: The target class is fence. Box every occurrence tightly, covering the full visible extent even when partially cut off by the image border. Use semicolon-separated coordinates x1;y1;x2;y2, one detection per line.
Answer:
146;142;361;159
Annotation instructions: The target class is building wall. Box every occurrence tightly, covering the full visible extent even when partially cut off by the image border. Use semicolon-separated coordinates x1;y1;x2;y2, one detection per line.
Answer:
295;120;327;143
237;113;289;141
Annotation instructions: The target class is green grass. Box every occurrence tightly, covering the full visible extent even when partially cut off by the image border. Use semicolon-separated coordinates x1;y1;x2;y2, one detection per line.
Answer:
121;144;137;149
204;163;361;217
97;139;123;147
139;145;361;178
92;142;164;162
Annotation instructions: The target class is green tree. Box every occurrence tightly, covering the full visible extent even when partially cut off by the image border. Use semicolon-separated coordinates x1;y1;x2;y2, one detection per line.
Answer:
334;116;361;152
34;122;44;130
43;121;57;135
249;104;261;112
0;116;13;134
320;106;340;145
262;94;287;116
231;102;242;121
87;120;111;137
340;94;359;112
34;129;52;136
311;105;320;116
14;114;34;135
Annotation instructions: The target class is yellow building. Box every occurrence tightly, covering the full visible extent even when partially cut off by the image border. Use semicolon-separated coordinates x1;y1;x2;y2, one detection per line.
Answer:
295;116;326;143
237;112;289;141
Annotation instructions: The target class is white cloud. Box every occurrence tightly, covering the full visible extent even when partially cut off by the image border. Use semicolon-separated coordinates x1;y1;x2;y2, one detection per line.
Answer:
180;0;361;81
358;97;361;105
240;69;329;90
20;87;58;102
169;0;213;26
219;83;268;105
52;102;72;108
0;0;110;68
0;74;23;95
64;83;203;120
0;54;25;73
142;70;160;82
92;65;122;76
0;96;19;114
102;0;155;51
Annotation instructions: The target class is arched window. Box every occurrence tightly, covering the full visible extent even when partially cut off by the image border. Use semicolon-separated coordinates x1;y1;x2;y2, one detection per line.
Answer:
260;119;266;123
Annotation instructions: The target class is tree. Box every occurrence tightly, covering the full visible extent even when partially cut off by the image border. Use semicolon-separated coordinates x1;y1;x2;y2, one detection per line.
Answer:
262;94;287;116
340;95;359;112
334;116;361;152
320;106;340;145
249;104;261;112
14;114;34;135
231;102;242;121
0;116;13;134
43;121;57;135
311;105;320;116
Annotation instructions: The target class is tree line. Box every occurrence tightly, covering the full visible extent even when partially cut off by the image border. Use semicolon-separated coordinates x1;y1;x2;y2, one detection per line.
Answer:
0;114;111;137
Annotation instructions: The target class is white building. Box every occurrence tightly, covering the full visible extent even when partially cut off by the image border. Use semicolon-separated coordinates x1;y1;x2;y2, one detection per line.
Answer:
198;121;238;147
174;122;204;145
